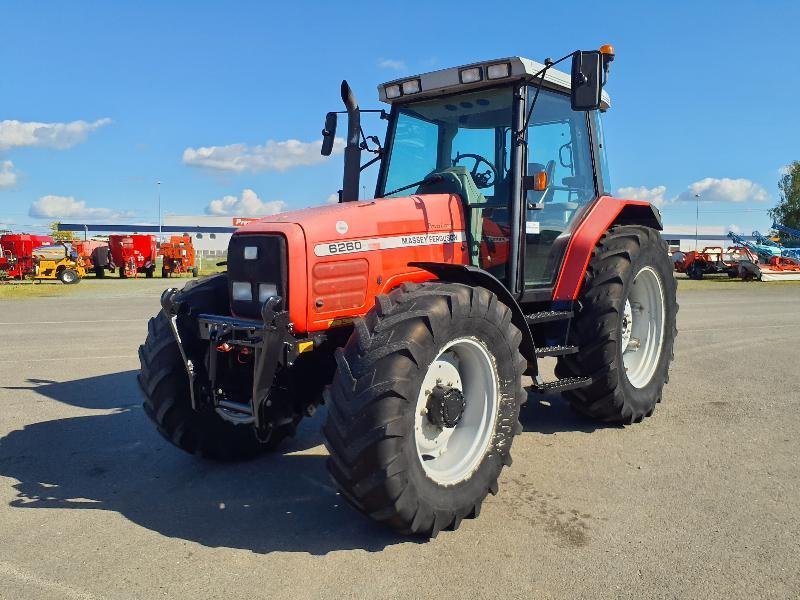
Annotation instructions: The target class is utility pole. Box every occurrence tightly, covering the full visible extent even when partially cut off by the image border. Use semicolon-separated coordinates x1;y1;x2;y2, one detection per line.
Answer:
157;181;162;238
694;193;700;251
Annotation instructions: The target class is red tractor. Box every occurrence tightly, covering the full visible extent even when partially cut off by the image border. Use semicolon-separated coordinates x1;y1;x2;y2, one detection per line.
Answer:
139;47;677;537
159;235;198;278
109;234;157;278
0;234;54;279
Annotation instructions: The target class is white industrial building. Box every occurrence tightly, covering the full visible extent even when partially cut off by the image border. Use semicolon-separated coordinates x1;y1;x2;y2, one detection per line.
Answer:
162;214;254;256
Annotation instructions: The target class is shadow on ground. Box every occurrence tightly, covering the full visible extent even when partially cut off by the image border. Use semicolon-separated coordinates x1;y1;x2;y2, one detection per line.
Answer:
0;372;607;554
0;371;411;555
520;391;614;435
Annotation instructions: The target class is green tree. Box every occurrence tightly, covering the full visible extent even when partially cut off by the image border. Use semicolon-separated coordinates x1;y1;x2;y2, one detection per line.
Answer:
769;161;800;233
49;221;76;242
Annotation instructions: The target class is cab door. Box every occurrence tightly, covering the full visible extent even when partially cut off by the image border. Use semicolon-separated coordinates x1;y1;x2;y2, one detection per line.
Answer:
522;88;597;289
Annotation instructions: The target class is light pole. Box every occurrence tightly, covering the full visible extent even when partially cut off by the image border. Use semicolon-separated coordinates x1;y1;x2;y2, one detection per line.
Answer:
694;193;700;251
157;181;162;237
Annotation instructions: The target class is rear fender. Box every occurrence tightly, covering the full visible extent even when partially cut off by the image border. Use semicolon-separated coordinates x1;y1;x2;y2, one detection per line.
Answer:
553;197;662;301
409;261;537;368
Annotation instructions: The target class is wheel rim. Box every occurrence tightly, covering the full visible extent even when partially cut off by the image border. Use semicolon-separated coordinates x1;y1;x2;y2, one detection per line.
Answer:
621;266;665;388
63;271;76;283
414;337;498;485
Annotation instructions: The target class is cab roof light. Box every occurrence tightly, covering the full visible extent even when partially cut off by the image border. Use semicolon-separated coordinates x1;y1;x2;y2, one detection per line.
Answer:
459;66;483;84
384;84;401;99
486;62;511;80
401;78;421;95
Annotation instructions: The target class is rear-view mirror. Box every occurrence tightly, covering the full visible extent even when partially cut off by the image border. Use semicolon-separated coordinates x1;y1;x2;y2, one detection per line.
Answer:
570;51;603;111
321;112;338;156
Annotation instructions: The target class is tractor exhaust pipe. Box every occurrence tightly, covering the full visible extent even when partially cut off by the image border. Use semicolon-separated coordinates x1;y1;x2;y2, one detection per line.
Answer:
340;80;360;202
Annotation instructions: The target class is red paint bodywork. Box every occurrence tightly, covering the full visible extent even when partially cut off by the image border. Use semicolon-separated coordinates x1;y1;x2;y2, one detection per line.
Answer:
552;196;654;301
159;235;196;275
235;194;656;333
109;234;157;276
0;234;55;278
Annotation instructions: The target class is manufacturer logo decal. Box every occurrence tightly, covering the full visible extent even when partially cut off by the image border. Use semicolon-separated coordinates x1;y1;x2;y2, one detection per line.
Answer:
314;231;466;257
335;220;349;235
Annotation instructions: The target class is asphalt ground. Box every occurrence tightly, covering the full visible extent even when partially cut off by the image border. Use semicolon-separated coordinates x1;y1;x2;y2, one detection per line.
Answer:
0;278;798;599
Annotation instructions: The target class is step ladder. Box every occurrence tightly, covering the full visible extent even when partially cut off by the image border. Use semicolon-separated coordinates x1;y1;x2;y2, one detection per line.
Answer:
525;308;592;393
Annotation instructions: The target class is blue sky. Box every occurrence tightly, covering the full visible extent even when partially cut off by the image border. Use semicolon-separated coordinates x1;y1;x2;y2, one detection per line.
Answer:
2;0;798;235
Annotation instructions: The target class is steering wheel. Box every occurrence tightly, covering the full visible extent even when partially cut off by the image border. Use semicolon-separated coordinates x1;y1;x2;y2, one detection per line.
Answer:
453;152;497;189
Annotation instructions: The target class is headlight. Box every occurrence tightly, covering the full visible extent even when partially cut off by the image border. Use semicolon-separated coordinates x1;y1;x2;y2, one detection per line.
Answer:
243;246;258;260
232;281;252;301
401;79;421;95
459;67;482;84
486;62;511;79
258;283;278;303
384;84;401;99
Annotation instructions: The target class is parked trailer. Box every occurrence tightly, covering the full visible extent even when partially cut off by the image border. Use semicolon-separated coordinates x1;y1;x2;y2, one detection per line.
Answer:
72;239;115;278
108;234;157;278
0;234;55;279
159;235;198;278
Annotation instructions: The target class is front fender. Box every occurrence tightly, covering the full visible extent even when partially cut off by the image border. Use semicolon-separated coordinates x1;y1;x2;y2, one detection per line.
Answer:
409;261;537;367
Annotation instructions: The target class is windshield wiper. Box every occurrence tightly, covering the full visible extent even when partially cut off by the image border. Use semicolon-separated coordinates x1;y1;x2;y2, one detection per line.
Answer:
382;173;443;198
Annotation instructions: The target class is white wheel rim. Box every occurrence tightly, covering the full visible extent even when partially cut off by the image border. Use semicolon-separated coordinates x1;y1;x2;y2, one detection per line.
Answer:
414;337;498;485
621;266;665;388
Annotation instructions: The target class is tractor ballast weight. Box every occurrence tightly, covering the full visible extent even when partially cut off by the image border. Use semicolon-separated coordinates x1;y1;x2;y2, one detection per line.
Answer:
138;46;677;537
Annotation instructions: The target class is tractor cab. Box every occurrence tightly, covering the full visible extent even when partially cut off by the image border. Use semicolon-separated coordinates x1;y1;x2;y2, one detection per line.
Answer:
324;50;616;299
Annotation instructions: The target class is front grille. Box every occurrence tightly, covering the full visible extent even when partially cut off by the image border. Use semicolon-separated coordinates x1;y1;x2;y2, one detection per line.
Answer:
227;234;288;319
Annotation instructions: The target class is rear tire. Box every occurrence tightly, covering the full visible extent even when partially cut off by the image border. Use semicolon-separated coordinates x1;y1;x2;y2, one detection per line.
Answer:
324;282;526;537
95;266;105;278
687;263;704;280
555;225;677;423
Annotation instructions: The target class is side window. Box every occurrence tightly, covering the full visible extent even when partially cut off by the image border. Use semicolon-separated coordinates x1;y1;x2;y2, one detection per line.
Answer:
383;112;439;196
592;110;612;193
524;89;596;288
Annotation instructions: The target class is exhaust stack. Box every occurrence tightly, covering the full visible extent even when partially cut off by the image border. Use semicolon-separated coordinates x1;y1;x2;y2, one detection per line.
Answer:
340;80;360;202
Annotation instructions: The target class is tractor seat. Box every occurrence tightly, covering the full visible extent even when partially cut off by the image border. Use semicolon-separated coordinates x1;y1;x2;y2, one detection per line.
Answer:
416;166;490;267
415;166;488;208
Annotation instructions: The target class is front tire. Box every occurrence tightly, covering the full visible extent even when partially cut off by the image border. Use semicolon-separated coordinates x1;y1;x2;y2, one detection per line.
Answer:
555;225;677;423
138;311;272;460
324;282;527;537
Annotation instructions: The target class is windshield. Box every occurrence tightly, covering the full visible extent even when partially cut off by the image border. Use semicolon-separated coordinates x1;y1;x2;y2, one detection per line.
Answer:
379;86;515;201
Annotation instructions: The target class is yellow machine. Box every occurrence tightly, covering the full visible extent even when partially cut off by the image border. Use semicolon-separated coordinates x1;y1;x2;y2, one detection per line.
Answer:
32;243;86;284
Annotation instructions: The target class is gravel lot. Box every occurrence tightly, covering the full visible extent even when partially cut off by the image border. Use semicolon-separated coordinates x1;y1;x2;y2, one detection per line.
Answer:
1;278;798;599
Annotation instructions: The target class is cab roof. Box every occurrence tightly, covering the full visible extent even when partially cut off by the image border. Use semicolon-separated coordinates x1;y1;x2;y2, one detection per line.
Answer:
378;56;611;110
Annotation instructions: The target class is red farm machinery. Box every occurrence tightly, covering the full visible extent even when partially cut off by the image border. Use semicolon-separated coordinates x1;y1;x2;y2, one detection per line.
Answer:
138;46;679;538
159;235;198;278
0;234;55;280
672;246;757;280
109;234;157;278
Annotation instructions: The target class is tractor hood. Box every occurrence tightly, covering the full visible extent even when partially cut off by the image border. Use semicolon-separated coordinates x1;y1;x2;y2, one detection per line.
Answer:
235;194;468;251
232;194;471;333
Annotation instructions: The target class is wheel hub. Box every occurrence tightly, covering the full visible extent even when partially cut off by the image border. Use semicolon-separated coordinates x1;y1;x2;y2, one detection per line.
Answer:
426;385;466;429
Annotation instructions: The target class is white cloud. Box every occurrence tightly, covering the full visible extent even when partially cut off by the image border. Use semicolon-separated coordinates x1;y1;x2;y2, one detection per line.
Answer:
205;189;287;216
0;160;18;189
183;137;345;173
677;177;769;203
617;185;669;207
0;118;111;151
28;195;133;220
326;193;339;204
729;224;742;234
378;58;407;71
